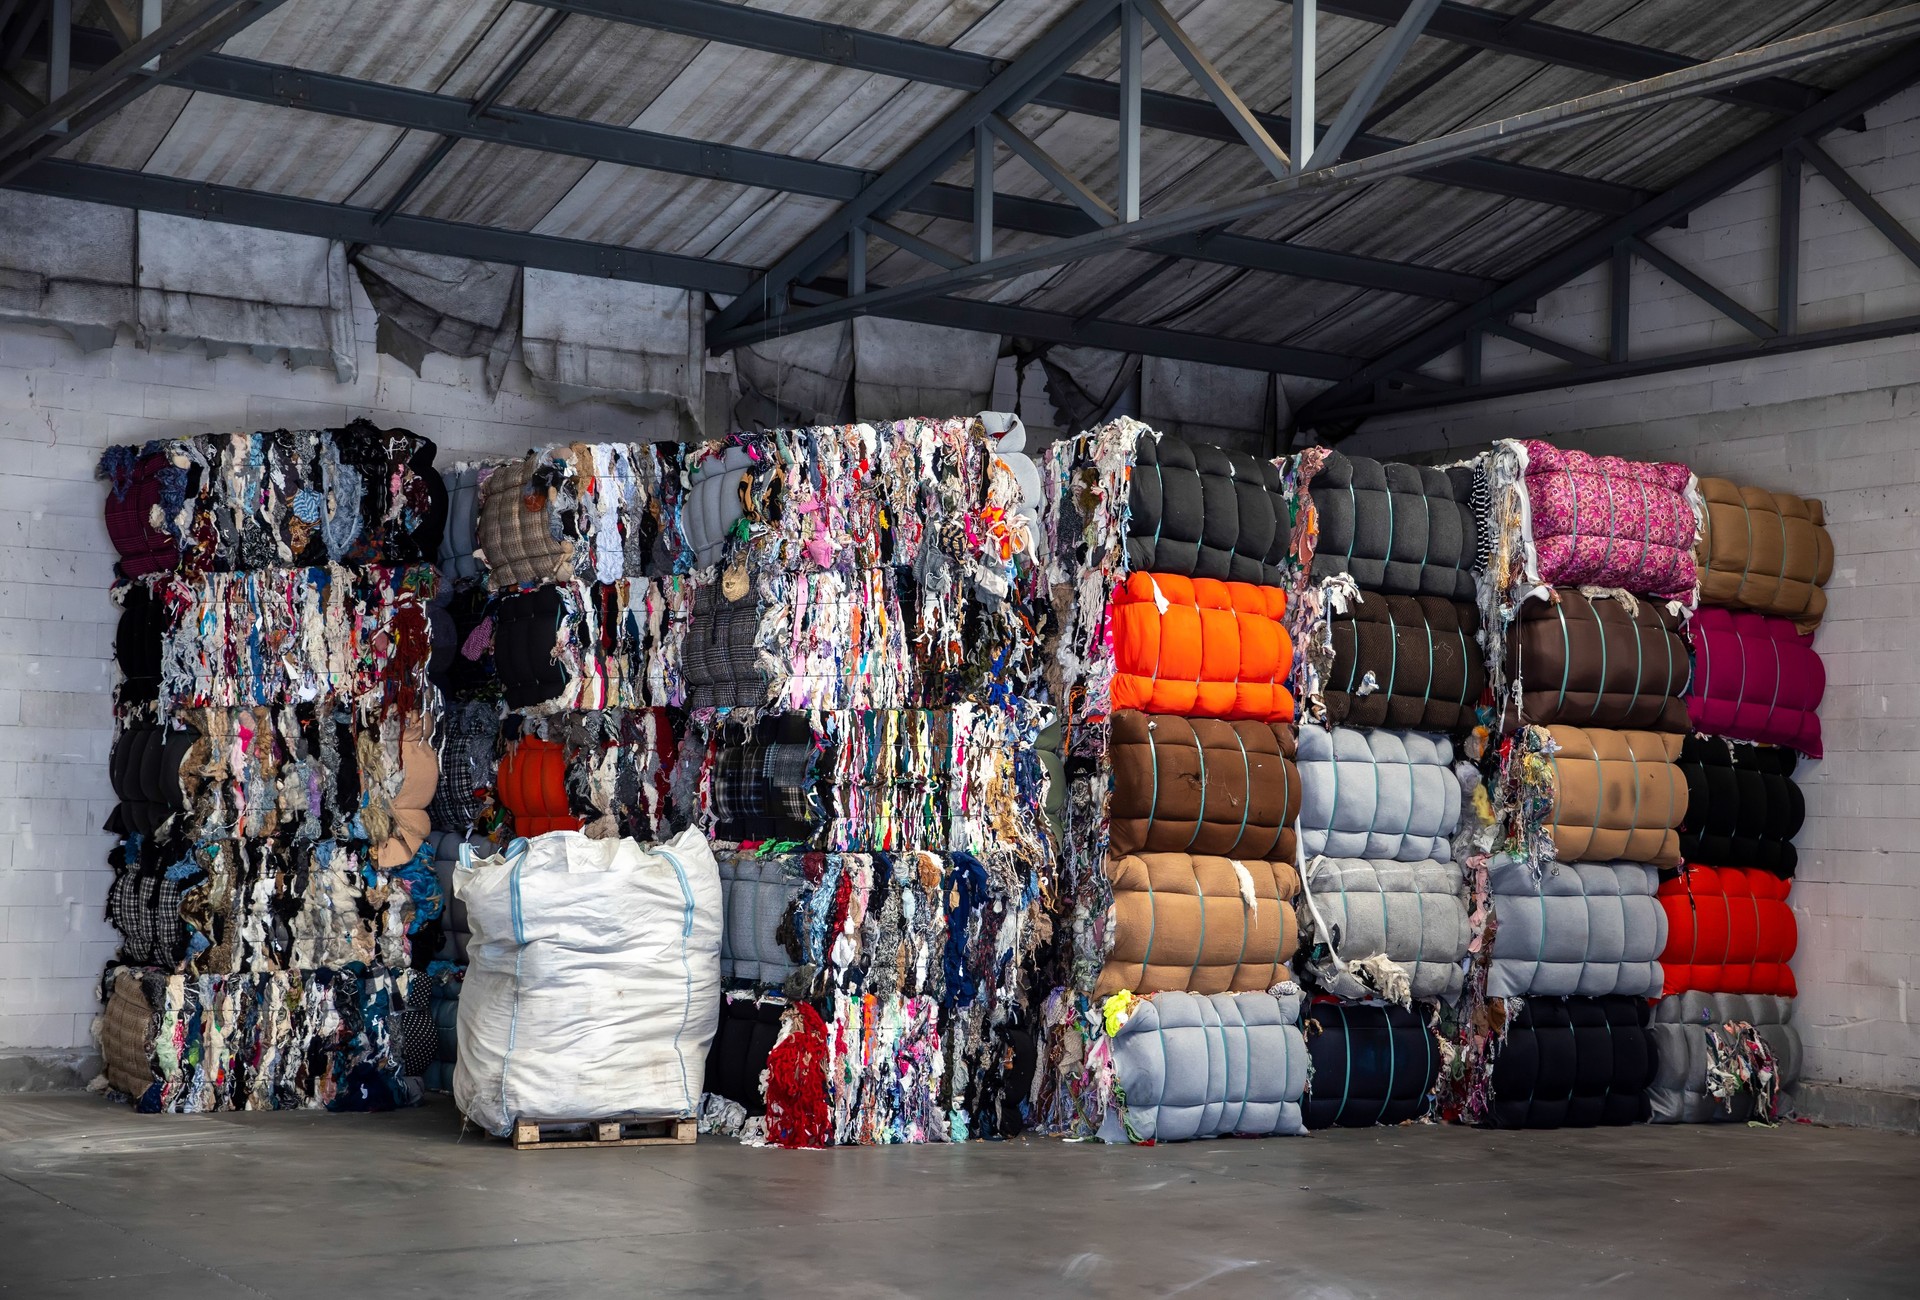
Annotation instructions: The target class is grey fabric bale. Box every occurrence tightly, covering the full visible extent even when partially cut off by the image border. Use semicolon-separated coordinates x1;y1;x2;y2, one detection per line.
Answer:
1101;988;1308;1143
1649;992;1801;1123
1302;858;1468;1000
682;446;755;570
1296;724;1461;862
438;465;489;584
426;831;473;964
1487;858;1666;998
1126;432;1290;585
718;854;801;986
1034;716;1066;853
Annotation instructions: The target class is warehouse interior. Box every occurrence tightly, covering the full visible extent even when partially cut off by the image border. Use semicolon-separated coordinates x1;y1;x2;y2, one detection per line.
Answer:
3;2;1919;1296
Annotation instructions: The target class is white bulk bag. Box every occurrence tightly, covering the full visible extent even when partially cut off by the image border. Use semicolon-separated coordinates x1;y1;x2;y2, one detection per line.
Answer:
453;828;722;1135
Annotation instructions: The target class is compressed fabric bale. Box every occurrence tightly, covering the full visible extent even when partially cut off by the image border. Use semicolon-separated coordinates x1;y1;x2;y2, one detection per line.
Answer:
703;994;784;1115
495;737;583;837
114;581;169;705
1127;433;1291;585
99;968;162;1099
1300;857;1468;1000
683;581;770;710
1688;608;1825;757
1324;592;1484;732
490;586;568;711
1486;858;1666;997
1649;991;1801;1123
1658;866;1797;997
1542;725;1686;866
429;697;499;835
1505;589;1690;730
1107;712;1299;860
1516;440;1696;599
1677;736;1803;878
475;453;576;588
1296;724;1461;862
426;831;473;963
106;723;191;836
1302;1000;1438;1128
710;713;818;844
1308;451;1479;600
106;834;188;969
438;465;489;585
682;444;755;570
1110;573;1294;723
99;445;183;577
1100;989;1308;1142
1034;716;1066;853
454;828;723;1133
1696;476;1832;631
1097;853;1300;996
1491;996;1656;1129
373;733;438;869
331;423;447;565
719;854;801;986
426;973;461;1094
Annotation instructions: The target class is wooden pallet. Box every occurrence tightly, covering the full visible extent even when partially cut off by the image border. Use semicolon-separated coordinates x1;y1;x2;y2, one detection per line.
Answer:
510;1116;698;1151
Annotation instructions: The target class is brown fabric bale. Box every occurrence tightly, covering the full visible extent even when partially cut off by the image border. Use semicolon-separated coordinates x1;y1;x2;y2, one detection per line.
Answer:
1506;589;1689;731
1325;593;1484;732
475;453;576;588
1546;725;1686;866
1108;712;1299;860
1696;477;1832;631
100;969;158;1099
1096;853;1300;996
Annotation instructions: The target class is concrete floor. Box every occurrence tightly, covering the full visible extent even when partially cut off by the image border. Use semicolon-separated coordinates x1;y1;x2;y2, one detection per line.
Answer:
1;1094;1914;1299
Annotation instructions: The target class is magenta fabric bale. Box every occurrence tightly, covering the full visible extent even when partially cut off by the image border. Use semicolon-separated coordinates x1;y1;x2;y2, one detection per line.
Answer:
1521;441;1696;600
1687;607;1824;756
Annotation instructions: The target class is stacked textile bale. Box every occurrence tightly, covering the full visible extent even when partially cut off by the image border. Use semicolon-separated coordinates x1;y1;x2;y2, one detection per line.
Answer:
683;415;1060;1145
1646;476;1829;1120
1280;450;1483;1126
1454;440;1706;1128
95;426;449;1111
1032;425;1310;1144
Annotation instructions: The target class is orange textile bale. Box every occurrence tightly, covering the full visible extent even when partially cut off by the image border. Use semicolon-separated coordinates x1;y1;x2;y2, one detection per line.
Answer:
1110;573;1294;723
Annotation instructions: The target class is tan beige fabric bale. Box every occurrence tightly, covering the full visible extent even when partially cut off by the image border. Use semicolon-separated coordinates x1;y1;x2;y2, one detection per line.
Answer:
1546;725;1687;867
1696;477;1833;631
1097;853;1300;996
475;452;579;587
1108;712;1299;860
99;968;158;1099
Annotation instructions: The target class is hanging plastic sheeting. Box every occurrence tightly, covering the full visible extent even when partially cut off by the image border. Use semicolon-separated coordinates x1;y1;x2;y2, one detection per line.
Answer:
352;248;522;396
1490;996;1656;1129
0;191;134;351
1095;988;1308;1143
521;270;704;437
1648;991;1800;1123
1140;357;1275;456
851;316;1000;422
137;213;356;382
733;321;853;429
454;828;722;1135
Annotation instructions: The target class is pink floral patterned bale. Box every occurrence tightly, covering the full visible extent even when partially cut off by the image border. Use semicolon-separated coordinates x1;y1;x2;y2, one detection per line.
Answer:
1522;441;1696;600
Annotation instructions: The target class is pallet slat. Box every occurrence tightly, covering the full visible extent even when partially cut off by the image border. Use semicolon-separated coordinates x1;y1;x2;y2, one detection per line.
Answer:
509;1116;697;1150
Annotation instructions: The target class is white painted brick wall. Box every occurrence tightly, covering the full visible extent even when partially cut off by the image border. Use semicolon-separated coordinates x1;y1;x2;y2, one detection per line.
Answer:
0;279;686;1057
1355;87;1920;1099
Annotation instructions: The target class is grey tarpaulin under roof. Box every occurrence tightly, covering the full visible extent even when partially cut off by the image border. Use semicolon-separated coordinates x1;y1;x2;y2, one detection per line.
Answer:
3;0;1919;438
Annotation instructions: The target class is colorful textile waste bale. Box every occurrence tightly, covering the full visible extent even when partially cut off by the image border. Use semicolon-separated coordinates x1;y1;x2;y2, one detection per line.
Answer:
1106;712;1299;860
1097;853;1300;996
1110;573;1294;722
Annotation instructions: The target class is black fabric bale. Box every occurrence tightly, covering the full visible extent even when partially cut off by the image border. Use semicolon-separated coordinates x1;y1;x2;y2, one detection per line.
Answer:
1678;736;1803;878
106;724;191;836
1491;995;1656;1129
703;995;785;1114
490;587;568;711
1310;451;1478;600
1127;432;1290;585
1302;1001;1438;1128
115;582;169;705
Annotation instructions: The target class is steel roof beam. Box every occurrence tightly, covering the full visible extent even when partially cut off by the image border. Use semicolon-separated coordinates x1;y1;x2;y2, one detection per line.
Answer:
6;158;1361;379
1295;36;1920;428
1308;1;1824;116
40;41;1495;301
708;10;1920;352
524;0;1643;214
